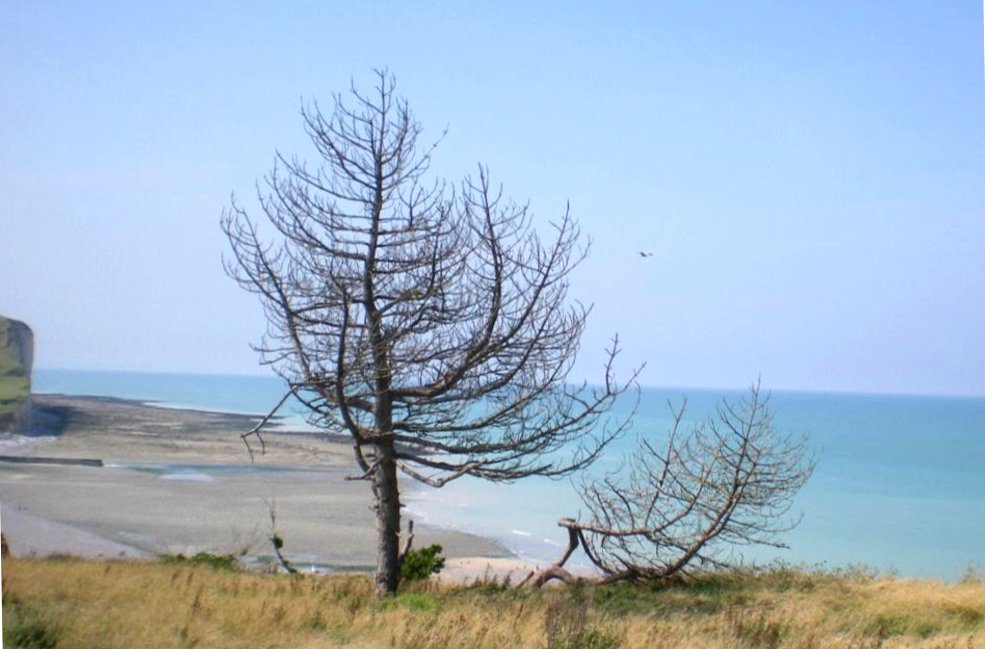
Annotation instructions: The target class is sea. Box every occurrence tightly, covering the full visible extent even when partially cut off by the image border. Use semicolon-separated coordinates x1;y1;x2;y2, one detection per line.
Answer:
31;369;985;582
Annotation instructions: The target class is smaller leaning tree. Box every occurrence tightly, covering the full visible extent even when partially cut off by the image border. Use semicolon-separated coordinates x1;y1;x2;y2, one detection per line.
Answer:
524;383;815;587
222;71;636;595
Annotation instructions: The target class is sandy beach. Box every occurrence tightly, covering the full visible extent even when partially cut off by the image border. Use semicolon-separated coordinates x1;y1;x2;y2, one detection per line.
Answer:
0;394;521;576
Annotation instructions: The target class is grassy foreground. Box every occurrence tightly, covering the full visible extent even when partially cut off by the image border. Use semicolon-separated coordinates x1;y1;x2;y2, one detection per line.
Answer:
3;558;984;649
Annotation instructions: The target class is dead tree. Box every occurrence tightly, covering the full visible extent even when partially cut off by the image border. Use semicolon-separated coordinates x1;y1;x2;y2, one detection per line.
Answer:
527;383;815;586
222;71;635;596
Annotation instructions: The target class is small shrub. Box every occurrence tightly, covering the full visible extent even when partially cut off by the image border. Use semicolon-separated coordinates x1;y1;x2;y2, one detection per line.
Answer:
161;551;239;571
401;544;445;581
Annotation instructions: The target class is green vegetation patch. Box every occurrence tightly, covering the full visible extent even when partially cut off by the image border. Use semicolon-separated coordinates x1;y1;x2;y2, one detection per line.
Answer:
401;543;446;581
381;592;441;612
2;598;61;649
160;551;240;571
0;315;30;420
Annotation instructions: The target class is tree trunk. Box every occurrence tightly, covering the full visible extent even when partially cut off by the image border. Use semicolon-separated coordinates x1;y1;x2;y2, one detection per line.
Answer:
373;440;402;596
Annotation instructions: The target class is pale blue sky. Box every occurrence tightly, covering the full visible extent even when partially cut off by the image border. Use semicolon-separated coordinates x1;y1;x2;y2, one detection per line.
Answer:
2;1;983;396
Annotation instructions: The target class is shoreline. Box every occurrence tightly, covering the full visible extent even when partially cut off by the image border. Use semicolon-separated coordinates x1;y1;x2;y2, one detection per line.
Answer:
0;394;529;578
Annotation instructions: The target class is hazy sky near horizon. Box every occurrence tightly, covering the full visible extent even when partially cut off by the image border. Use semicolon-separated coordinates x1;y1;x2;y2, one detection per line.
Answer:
2;1;984;396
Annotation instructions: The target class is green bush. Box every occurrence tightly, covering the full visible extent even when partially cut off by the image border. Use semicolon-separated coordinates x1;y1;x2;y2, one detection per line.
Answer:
401;544;445;581
161;551;239;571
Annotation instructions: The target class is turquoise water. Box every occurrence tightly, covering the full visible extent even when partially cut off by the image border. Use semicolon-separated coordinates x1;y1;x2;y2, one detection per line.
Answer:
34;369;985;580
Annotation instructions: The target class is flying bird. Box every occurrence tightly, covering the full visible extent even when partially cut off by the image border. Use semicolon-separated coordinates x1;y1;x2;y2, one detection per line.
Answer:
638;251;653;258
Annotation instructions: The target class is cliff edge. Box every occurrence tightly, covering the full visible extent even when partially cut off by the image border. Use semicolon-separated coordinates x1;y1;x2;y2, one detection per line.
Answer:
0;315;34;433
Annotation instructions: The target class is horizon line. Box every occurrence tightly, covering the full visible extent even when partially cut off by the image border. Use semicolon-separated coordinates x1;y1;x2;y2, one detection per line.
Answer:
32;366;985;401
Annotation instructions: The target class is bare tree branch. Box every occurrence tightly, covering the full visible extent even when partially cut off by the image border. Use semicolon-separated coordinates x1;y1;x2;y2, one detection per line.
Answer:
536;382;815;585
241;385;300;462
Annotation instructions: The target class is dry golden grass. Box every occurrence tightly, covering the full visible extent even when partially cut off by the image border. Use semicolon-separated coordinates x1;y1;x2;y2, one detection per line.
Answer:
3;558;984;649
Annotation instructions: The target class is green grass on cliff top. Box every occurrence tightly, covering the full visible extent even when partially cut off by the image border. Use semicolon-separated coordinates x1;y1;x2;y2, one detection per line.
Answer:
0;315;30;415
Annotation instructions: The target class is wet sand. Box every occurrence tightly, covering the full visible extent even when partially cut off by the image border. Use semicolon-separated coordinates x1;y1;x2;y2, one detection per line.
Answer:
0;395;513;572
